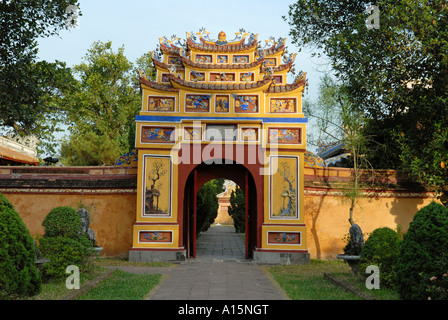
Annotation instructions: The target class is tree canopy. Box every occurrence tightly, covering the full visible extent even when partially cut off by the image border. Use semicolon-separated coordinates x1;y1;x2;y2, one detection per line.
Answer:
60;41;154;166
285;0;448;199
0;0;80;146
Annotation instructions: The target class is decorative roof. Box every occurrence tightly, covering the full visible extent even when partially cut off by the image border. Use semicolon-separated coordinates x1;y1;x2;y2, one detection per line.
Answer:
142;29;309;94
168;73;273;91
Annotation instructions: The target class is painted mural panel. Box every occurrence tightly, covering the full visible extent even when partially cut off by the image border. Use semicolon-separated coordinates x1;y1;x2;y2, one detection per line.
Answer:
143;155;172;216
183;127;202;141
196;54;212;63
141;126;175;143
273;75;283;84
233;55;249;64
139;231;173;243
215;95;230;113
148;96;175;112
185;94;211;112
270;98;296;113
240;72;254;82
217;55;228;63
270;156;298;219
168;56;182;65
233;94;258;113
190;71;205;82
161;73;170;83
268;232;301;245
241;127;259;142
268;128;302;144
264;58;277;67
210;73;235;82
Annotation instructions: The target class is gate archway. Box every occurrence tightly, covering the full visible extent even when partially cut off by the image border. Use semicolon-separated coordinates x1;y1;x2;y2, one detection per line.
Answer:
182;161;259;259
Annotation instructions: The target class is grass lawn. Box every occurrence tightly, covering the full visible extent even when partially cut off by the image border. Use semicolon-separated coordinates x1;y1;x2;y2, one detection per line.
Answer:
267;259;400;300
24;257;167;300
76;269;161;300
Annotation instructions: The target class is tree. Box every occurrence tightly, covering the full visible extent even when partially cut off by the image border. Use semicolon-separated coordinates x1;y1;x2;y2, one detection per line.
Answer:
305;74;373;225
196;179;224;236
0;1;80;155
228;186;245;233
285;0;448;201
60;41;154;165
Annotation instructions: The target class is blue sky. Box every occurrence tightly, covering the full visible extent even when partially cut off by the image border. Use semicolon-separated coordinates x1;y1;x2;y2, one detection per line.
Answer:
37;0;328;99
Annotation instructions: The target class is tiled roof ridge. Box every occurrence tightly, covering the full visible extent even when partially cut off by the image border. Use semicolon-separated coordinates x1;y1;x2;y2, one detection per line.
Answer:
152;58;185;71
264;76;307;93
168;73;273;91
186;37;258;53
139;76;179;92
180;55;265;70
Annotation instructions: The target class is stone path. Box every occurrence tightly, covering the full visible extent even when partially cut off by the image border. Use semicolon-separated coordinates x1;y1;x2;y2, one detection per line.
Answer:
112;225;289;300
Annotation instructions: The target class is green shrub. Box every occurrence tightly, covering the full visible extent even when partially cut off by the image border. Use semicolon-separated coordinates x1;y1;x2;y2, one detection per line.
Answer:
396;201;448;300
42;206;83;239
0;199;42;299
359;227;401;288
38;235;93;280
228;186;245;233
39;206;94;281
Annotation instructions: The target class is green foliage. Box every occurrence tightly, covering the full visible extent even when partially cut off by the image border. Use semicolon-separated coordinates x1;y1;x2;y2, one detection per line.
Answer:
38;236;93;280
0;193;14;210
396;202;448;299
0;1;80;155
228;186;245;233
60;40;155;165
196;179;224;236
0;195;42;299
359;227;402;288
42;206;83;240
60;131;122;166
285;0;448;182
39;206;93;280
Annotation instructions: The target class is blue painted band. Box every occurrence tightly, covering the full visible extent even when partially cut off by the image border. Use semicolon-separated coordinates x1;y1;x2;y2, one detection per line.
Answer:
135;115;308;123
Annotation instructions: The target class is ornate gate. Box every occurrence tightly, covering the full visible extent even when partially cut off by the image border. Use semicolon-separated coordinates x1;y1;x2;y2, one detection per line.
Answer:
129;29;309;263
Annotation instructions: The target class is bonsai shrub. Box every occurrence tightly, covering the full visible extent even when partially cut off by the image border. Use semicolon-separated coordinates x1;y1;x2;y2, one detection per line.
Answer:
396;201;448;300
0;195;42;299
39;206;93;280
359;227;401;288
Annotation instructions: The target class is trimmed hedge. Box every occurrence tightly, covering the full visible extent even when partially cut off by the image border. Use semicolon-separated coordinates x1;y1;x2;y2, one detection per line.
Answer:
396;202;448;300
42;206;83;239
39;206;93;280
359;227;401;288
0;194;42;299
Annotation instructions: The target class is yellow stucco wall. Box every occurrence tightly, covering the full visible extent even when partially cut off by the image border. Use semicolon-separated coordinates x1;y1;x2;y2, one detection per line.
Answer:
304;193;436;259
1;165;439;260
4;192;136;257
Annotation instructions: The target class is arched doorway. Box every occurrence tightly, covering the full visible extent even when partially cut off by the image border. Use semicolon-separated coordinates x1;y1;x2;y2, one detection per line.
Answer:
182;161;259;259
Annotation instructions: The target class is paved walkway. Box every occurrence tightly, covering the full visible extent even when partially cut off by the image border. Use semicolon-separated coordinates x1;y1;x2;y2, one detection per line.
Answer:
113;225;289;300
